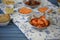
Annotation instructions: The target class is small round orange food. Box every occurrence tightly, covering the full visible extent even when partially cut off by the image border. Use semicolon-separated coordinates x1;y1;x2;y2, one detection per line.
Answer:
30;18;38;26
38;7;48;13
19;7;32;14
38;19;44;25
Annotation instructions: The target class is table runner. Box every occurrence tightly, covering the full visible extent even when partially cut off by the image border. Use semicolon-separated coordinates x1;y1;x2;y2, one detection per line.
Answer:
12;14;60;40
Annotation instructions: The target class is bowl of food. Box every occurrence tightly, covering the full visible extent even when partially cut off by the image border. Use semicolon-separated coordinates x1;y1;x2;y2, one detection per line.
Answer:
0;14;10;26
38;7;49;13
24;0;41;8
2;0;15;5
29;15;50;30
18;7;33;16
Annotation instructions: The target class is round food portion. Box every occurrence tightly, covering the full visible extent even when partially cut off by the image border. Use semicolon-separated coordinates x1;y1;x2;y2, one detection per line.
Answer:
38;7;48;13
5;8;14;14
30;15;50;29
0;14;10;23
39;16;50;26
25;1;40;6
19;7;32;14
30;18;38;26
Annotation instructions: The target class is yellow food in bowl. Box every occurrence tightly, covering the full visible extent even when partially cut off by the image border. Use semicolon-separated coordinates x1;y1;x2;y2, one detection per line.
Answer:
5;8;14;14
19;7;32;14
2;0;15;5
0;14;10;23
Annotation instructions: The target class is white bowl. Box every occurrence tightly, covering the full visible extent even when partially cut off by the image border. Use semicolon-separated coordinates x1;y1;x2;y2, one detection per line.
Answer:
0;14;10;26
18;6;33;16
29;16;50;30
28;11;51;30
0;21;10;26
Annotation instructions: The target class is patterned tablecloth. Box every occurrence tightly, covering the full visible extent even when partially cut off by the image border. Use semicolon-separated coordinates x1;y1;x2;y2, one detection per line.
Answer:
1;0;60;40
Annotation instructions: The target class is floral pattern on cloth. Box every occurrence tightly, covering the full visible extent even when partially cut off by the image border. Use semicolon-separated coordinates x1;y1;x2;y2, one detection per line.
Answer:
12;13;60;40
11;12;60;40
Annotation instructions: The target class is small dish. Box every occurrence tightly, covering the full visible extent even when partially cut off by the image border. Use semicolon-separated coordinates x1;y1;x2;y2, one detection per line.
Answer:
0;14;10;26
23;0;41;9
29;15;50;30
18;7;33;16
2;0;15;5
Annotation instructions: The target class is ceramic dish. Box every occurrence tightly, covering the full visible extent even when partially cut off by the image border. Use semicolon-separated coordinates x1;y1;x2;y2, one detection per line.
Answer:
0;21;10;26
0;14;10;26
23;0;46;9
28;12;50;30
18;7;33;16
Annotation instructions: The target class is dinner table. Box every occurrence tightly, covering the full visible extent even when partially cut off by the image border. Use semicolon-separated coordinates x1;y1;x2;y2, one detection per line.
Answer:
0;0;59;40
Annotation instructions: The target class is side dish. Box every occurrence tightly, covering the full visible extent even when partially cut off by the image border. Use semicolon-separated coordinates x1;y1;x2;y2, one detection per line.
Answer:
38;7;48;13
0;14;10;23
24;0;41;8
18;7;32;14
30;16;50;29
0;14;10;26
5;8;14;14
2;0;15;5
